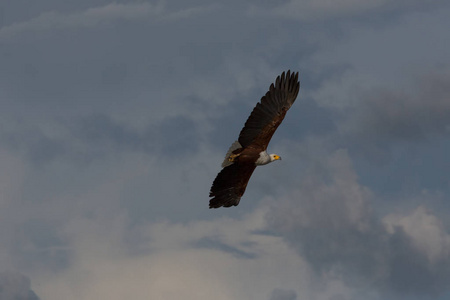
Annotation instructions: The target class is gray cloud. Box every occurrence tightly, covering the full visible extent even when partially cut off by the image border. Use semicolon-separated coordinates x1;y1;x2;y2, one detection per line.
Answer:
0;1;449;300
0;112;200;165
0;271;40;300
194;237;258;259
340;69;450;145
322;68;450;178
267;149;450;298
250;0;450;22
270;288;297;300
0;2;218;40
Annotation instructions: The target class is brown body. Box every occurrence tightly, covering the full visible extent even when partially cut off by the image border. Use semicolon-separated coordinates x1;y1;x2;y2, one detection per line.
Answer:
209;71;300;208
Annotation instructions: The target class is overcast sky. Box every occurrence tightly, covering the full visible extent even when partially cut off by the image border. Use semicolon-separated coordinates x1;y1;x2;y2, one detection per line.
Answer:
1;1;450;299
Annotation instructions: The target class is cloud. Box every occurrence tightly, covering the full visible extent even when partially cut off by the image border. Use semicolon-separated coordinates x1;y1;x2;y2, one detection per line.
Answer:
250;0;388;21
383;206;450;264
306;66;450;166
0;2;449;300
31;209;311;300
249;0;449;22
267;149;450;298
0;3;160;40
9;141;447;300
339;69;450;144
267;150;384;277
0;271;40;300
0;111;202;166
270;288;297;300
0;2;215;40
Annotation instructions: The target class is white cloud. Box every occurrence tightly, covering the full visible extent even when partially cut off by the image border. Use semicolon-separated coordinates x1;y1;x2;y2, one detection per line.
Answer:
32;208;313;300
383;206;450;263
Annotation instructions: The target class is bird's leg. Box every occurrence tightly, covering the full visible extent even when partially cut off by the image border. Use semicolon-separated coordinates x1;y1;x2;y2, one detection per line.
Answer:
228;153;240;162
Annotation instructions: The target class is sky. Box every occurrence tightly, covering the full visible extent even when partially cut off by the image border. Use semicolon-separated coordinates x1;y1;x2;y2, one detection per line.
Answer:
0;1;450;299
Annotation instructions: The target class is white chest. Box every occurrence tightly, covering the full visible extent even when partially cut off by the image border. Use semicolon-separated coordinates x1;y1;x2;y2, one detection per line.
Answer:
255;151;271;165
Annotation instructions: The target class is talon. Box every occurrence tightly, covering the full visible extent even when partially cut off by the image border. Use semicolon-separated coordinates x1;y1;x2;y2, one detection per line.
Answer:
228;153;239;162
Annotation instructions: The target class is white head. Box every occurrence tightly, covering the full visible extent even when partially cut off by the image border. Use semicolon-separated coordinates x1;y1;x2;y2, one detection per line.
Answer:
269;154;281;162
256;152;282;166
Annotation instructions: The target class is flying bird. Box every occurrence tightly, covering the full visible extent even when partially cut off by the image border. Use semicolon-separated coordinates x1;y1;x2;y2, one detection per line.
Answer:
209;70;300;208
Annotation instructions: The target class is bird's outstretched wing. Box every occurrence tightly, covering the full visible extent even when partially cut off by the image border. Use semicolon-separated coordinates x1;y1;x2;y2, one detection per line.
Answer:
238;70;300;149
209;71;300;209
209;163;256;208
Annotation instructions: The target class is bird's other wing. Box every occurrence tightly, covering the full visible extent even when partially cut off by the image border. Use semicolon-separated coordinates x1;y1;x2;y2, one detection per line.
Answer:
238;70;300;149
209;163;257;208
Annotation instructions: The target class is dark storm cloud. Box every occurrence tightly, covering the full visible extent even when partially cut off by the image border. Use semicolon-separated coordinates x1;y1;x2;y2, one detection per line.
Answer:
0;271;40;300
385;230;450;298
341;69;450;144
267;150;450;298
331;68;450;181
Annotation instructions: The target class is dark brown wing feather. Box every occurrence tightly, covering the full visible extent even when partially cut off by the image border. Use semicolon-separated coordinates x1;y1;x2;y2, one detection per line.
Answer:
238;70;300;149
209;163;256;208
